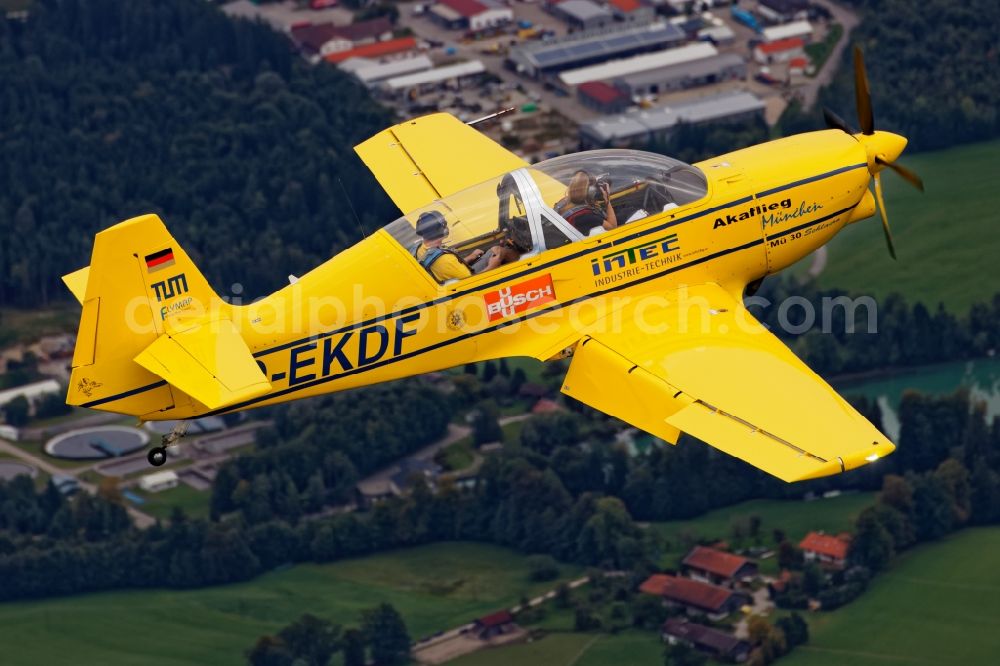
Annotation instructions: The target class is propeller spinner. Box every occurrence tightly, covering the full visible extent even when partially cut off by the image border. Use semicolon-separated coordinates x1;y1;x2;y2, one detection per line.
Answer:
823;47;924;259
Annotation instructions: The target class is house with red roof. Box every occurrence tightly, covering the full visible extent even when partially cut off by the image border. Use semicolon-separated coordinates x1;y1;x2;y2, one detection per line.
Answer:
682;545;758;586
607;0;654;23
799;531;850;568
323;36;418;65
753;37;805;65
472;610;517;639
640;574;750;620
428;0;513;33
577;80;629;113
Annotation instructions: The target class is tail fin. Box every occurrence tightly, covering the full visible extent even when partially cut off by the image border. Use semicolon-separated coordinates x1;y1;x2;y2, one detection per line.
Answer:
64;214;268;417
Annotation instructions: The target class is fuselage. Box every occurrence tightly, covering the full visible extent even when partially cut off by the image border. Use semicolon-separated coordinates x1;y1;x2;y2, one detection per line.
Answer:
145;129;877;420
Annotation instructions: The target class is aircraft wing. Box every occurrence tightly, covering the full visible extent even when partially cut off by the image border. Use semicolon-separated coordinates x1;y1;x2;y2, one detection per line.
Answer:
134;318;271;411
560;283;894;482
355;113;528;214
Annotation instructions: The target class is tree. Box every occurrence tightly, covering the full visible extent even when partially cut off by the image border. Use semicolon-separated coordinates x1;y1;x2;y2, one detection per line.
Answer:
527;554;560;582
277;614;341;666
246;635;293;666
3;395;29;426
775;613;809;649
849;507;895;571
341;628;366;666
777;541;804;570
663;641;707;666
471;400;502;446
747;616;787;663
362;603;411;665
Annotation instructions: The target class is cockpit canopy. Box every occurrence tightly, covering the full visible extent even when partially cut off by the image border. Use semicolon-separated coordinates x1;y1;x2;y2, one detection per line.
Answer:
385;149;707;282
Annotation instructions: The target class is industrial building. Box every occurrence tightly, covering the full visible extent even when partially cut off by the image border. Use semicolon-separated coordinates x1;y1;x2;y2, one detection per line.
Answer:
607;0;656;24
756;0;810;24
612;52;747;99
753;37;806;64
761;19;813;44
578;90;766;148
578;81;630;113
508;21;685;79
381;60;486;98
340;55;434;87
558;41;718;87
428;0;513;32
139;470;180;493
553;0;614;31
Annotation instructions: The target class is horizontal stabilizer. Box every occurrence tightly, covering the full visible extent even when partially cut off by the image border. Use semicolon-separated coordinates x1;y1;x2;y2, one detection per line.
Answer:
62;266;90;304
134;318;271;411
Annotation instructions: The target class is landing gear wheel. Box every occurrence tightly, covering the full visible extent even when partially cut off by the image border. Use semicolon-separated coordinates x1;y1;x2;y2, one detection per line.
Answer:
147;447;167;467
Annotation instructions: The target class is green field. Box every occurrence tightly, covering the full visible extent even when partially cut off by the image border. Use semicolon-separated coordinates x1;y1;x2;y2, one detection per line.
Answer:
132;483;211;521
784;527;1000;665
651;492;874;569
451;630;663;666
0;542;582;666
803;139;1000;313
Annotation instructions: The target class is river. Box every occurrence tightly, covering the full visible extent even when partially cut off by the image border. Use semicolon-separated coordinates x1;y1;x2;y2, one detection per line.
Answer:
835;356;1000;440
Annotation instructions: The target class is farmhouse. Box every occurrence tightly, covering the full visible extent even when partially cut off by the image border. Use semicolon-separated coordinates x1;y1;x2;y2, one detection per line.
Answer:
640;574;750;620
682;545;758;585
799;531;850;568
472;610;517;639
662;618;751;662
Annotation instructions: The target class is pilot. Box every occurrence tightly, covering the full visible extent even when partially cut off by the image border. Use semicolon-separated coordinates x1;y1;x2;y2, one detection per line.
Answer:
555;170;618;235
412;211;485;282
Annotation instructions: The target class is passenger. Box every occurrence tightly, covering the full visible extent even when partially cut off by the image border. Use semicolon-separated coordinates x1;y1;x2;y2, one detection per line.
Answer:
555;170;618;235
482;216;532;270
412;211;485;282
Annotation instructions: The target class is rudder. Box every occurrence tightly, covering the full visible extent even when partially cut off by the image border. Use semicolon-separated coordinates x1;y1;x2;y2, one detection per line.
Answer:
65;214;225;417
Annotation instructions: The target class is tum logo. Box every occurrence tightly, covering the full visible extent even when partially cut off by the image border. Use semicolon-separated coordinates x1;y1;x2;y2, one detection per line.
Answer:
151;273;188;302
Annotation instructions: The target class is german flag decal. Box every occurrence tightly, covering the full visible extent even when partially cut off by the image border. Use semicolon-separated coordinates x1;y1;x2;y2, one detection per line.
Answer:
144;248;175;273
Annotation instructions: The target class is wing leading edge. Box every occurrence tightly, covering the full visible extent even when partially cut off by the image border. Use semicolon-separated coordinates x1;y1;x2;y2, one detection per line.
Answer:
561;283;894;482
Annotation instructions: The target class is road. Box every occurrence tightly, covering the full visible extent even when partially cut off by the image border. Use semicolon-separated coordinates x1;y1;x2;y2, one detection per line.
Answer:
799;0;860;109
0;437;157;528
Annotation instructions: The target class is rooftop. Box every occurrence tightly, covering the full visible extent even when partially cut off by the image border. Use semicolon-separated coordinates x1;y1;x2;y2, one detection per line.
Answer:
762;20;813;42
476;610;514;627
682;545;752;579
799;531;850;560
580;91;766;142
608;0;643;12
756;37;805;55
558;0;613;22
513;22;684;71
662;618;748;654
640;574;736;612
383;60;485;91
438;0;488;18
324;37;417;64
578;80;626;104
615;52;744;89
560;42;717;86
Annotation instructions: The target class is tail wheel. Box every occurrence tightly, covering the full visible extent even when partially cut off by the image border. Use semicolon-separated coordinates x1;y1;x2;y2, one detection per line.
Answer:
147;447;167;467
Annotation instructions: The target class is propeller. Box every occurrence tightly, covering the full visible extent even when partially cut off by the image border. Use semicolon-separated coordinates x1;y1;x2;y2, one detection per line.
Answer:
821;46;924;259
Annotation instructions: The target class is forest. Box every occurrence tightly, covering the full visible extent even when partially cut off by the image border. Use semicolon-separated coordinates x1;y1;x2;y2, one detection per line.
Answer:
783;0;1000;150
0;0;396;307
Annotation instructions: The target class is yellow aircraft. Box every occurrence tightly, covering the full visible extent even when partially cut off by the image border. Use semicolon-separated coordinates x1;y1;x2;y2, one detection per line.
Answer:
63;49;921;480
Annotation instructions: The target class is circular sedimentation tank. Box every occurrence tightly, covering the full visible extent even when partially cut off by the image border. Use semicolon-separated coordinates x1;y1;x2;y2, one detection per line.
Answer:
45;426;150;460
